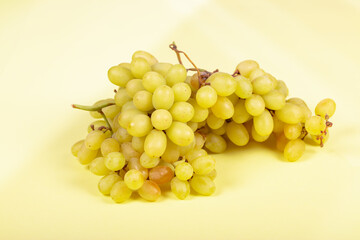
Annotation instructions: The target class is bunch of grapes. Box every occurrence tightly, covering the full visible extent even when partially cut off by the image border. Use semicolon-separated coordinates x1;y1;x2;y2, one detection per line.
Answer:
71;43;336;203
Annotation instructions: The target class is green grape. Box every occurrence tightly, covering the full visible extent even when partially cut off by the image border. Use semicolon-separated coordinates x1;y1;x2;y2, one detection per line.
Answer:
211;122;227;135
140;152;160;168
207;113;225;129
315;98;336;118
284;123;302;140
178;138;196;156
102;104;121;120
158;160;175;172
228;93;239;106
191;155;216;175
252;75;276;95
151;62;173;77
118;108;144;129
244;94;265;116
77;143;98;165
165;64;187;86
185;149;207;163
142;71;166;93
275;103;304;124
232;99;252;124
251;125;270;142
132;50;158;66
172;158;186;168
127;114;153;137
206;169;217;180
121;101;136;111
131;136;145;153
284;139;305;162
188;73;200;92
149;166;174;185
172;82;191;102
110;181;132;203
287;98;312;123
127;157;149;179
121;142;141;160
108;66;133;87
138;180;161;202
90;99;115;119
124;169;145;190
151;109;173;130
126;79;145;97
188;98;209;122
194;132;206;149
89;157;111;176
276;133;289;152
113;127;132;143
104;152;125;171
144;130;167;158
161;139;180;163
98;173;121;195
112;113;121;133
226;121;249;146
152;85;174;110
190;175;216;196
133;90;153;112
248;68;265;80
118;62;131;70
71;140;84;157
130;57;151;79
171;177;190;200
166;121;194;146
273;115;285;134
169;102;194;122
85;130;106;150
311;132;330;145
305;116;326;135
211;96;234;119
275;80;289;97
253;109;274;136
196;86;218;108
175;162;193;181
262;90;286;110
205;72;237;96
234;75;253;99
236;60;259;78
87;120;108;133
187;122;198;132
100;138;120;156
205;133;227;153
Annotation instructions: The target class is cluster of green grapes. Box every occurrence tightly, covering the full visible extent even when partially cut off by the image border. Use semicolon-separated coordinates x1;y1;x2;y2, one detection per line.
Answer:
71;44;336;203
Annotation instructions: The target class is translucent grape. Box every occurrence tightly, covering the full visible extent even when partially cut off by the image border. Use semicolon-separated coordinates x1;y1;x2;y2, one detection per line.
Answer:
140;152;160;168
287;98;312;123
110;181;132;203
114;88;132;107
127;157;149;179
108;66;133;87
149;166;174;185
190;175;216;196
87;120;108;133
232;99;252;124
121;142;141;160
133;90;153;112
226;121;250;146
275;103;303;124
172;82;191;102
207;113;225;129
205;133;227;153
188;98;209;123
118;108;144;129
104;152;126;171
311;132;330;145
227;93;239;106
205;72;237;96
98;173;121;195
315;98;336;118
248;68;265;80
178;139;196;156
305;116;326;135
284;139;305;162
284;123;302;140
253;109;274;136
185;149;207;163
118;62;131;70
251;125;270;142
187;122;198;132
275;80;289;97
276;133;288;152
131;136;145;153
171;177;190;200
77;143;98;165
144;130;167;158
151;62;173;77
175;162;193;181
211;122;227;136
244;94;265;116
166;121;194;146
142;71;166;93
90;99;115;119
206;169;217;180
236;60;259;77
71;140;84;157
85;130;106;150
127;114;153;137
151;109;173;130
89;157;111;176
152;85;174;110
113;127;132;143
194;132;206;149
132;50;158;66
121;101;136;111
126;79;145;97
211;96;234;120
172;158;186;168
196;86;218;108
100;138;120;156
273;115;285;134
165;64;187;86
124;169;145;190
234;75;253;99
102;104;121;120
262;90;286;110
191;155;216;175
161;139;180;163
169;102;194;122
130;57;151;79
138;180;161;202
252;75;276;95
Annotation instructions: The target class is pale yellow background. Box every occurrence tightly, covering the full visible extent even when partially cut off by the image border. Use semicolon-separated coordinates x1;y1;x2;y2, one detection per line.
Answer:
1;0;360;239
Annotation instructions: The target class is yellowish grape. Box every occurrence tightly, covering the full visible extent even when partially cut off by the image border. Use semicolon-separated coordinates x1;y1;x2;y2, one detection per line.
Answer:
104;152;126;171
127;114;153;137
100;138;120;156
211;96;234;119
98;173;121;195
142;71;166;93
226;121;249;146
89;157;111;176
234;75;253;99
165;64;187;86
305;116;326;135
205;72;237;96
275;103;303;124
126;79;145;97
133;90;153;112
110;181;132;203
232;99;252;124
152;85;174;110
196;86;218;108
138;180;161;202
108;66;133;87
124;169;145;190
151;62;173;77
171;177;190;200
190;175;216;196
132;50;158;66
71;140;84;157
169;102;194;122
166;121;195;146
236;60;259;77
172;82;191;102
284;139;305;162
151;109;173;130
175;162;193;181
315;98;336;118
205;133;227;153
130;57;151;79
244;94;265;116
253;109;274;136
144;130;167;158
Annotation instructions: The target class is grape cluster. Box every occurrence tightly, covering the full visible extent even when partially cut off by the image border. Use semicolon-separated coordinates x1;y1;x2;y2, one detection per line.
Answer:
71;44;336;203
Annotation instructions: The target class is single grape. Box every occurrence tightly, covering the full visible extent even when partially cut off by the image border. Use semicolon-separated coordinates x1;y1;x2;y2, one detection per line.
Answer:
132;50;158;66
140;152;160;168
187;122;198;132
188;98;209;123
196;86;218;108
142;71;166;93
244;94;265;116
172;82;191;102
305;115;326;135
234;75;253;99
172;158;186;168
226;121;250;146
207;113;225;129
205;72;237;96
185;149;207;163
232;99;252;124
252;75;276;95
275;80;289;97
171;177;190;200
165;64;187;86
127;157;149;179
205;133;227;153
284;139;305;162
71;140;84;157
110;181;132;203
130;57;151;79
287;98;312;123
169;102;194;122
89;157;111;176
211;122;227;136
100;138;120;156
275;103;304;124
191;155;216;175
151;62;173;77
138;180;161;202
166;121;195;146
149;166;174;185
152;85;174;110
118;108;145;129
211;96;234;120
126;78;145;97
284;123;302;140
85;130;106;150
194;132;206;149
175;162;193;181
87;120;108;133
251;125;270;142
113;127;132;143
124;169;145;190
118;62;131;70
104;152;126;171
178;138;196;156
98;173;121;195
311;132;330;145
127;114;153;137
133;90;153;112
253;109;274;136
102;104;121;120
144;130;167;158
248;68;265;80
236;60;259;77
206;169;217;180
121;142;141;160
161;139;180;163
77;143;98;165
315;98;336;118
262;90;286;110
121;101;136;111
151;109;172;130
190;175;216;196
108;66;133;87
131;136;145;153
90;99;115;119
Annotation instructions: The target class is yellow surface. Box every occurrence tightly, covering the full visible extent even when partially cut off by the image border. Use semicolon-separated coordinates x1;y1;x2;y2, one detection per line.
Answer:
1;0;360;239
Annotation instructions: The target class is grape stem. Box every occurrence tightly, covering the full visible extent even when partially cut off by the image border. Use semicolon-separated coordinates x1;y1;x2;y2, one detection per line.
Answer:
72;103;114;133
